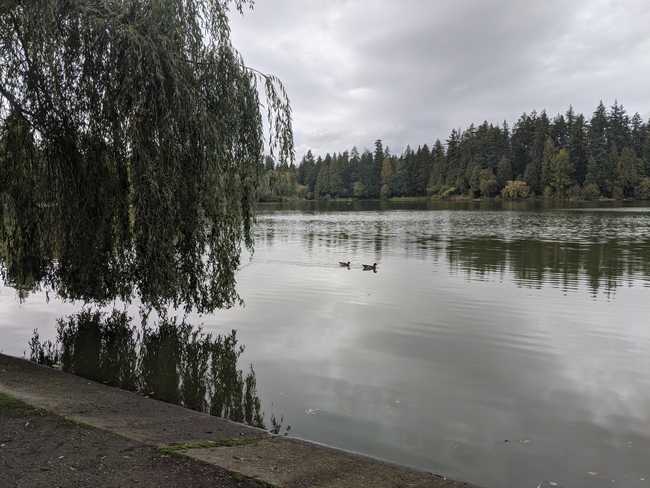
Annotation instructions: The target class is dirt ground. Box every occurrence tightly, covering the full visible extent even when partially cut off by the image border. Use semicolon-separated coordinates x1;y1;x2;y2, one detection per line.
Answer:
0;394;268;488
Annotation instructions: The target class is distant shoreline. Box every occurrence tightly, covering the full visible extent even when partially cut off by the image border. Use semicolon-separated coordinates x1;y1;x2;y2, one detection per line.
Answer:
258;195;650;204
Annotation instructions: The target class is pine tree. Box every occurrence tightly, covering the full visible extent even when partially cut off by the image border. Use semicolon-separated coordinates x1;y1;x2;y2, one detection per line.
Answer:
569;112;588;185
314;153;332;198
587;101;611;194
380;157;395;198
551;114;569;149
427;140;446;194
608;101;631;153
414;144;431;196
548;149;574;198
642;126;650;177
630;113;645;157
616;147;641;198
496;156;513;189
541;137;558;194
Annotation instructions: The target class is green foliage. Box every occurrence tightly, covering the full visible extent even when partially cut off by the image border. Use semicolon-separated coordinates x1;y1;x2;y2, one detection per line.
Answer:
290;101;649;203
496;156;513;188
0;0;293;313
257;159;303;202
638;178;650;200
478;169;499;197
616;148;642;198
352;181;366;198
440;186;459;199
545;149;575;198
28;329;59;367
582;183;601;200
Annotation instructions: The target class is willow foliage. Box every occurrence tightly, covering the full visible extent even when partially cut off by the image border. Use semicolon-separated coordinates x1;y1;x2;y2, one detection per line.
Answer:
0;0;293;312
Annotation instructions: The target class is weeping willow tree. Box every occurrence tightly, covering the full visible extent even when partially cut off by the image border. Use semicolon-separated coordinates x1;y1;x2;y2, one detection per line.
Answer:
0;0;293;312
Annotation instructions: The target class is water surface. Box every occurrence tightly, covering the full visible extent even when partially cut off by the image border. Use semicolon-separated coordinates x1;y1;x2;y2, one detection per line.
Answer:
2;200;650;488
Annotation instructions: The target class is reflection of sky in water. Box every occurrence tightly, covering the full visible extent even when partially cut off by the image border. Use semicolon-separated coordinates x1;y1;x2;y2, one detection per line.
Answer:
2;204;650;488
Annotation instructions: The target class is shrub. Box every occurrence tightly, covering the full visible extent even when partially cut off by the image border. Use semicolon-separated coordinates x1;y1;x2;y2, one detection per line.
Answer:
581;183;601;200
479;177;499;198
440;186;458;199
501;180;530;199
28;329;59;367
637;177;650;200
612;186;624;200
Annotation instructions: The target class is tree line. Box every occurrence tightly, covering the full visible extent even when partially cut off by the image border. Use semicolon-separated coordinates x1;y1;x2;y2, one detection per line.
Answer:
258;101;650;201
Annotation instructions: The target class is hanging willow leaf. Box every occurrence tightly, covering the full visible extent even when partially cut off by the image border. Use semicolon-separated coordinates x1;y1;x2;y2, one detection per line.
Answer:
0;0;293;312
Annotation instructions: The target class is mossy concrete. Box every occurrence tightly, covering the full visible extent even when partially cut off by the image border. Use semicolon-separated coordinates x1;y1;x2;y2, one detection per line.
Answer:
0;354;479;487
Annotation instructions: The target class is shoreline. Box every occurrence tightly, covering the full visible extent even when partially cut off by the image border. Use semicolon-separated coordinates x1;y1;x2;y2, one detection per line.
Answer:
0;353;478;488
258;196;650;205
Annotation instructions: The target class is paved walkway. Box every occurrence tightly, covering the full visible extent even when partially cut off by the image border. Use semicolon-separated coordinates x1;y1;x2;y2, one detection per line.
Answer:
0;353;478;487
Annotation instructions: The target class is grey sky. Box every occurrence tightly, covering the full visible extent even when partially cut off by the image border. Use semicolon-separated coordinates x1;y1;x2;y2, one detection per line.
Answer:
230;0;650;158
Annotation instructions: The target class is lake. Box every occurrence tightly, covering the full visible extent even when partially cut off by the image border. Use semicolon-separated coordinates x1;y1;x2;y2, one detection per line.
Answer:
2;200;650;488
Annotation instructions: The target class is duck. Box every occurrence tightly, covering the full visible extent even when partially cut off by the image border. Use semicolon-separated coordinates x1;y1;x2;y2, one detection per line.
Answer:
362;263;378;271
339;261;351;267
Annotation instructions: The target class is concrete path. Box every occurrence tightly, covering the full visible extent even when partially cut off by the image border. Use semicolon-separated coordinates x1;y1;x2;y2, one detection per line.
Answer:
0;354;478;487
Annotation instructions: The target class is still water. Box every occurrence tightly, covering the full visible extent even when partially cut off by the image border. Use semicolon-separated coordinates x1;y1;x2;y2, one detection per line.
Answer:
2;200;650;487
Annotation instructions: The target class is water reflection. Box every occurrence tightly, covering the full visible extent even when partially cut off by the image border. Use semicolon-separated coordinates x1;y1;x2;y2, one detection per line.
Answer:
3;201;650;488
447;237;650;295
255;203;650;296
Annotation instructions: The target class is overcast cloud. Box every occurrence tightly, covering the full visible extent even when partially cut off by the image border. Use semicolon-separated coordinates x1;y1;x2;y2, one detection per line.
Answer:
230;0;650;157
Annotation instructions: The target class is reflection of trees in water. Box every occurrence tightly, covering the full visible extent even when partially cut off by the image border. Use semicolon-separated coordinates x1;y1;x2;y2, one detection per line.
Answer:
447;237;650;294
31;310;264;428
256;217;650;294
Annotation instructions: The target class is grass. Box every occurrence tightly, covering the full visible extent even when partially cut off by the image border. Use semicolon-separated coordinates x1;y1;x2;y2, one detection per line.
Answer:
0;392;43;416
159;436;266;455
0;392;28;411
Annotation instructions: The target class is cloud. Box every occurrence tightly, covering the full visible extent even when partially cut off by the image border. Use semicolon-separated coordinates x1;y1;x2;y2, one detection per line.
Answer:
230;0;650;157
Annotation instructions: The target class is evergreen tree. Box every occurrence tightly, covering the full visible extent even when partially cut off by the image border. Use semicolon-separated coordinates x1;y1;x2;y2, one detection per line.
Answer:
630;113;645;157
541;138;558;194
380;157;396;198
526;111;551;195
427;140;446;194
414;144;431;196
293;102;648;202
512;113;535;179
616;147;641;198
587;101;611;195
551;114;569;149
445;129;462;189
643;126;650;177
547;149;574;198
608;101;631;153
496;156;513;189
569;112;588;185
